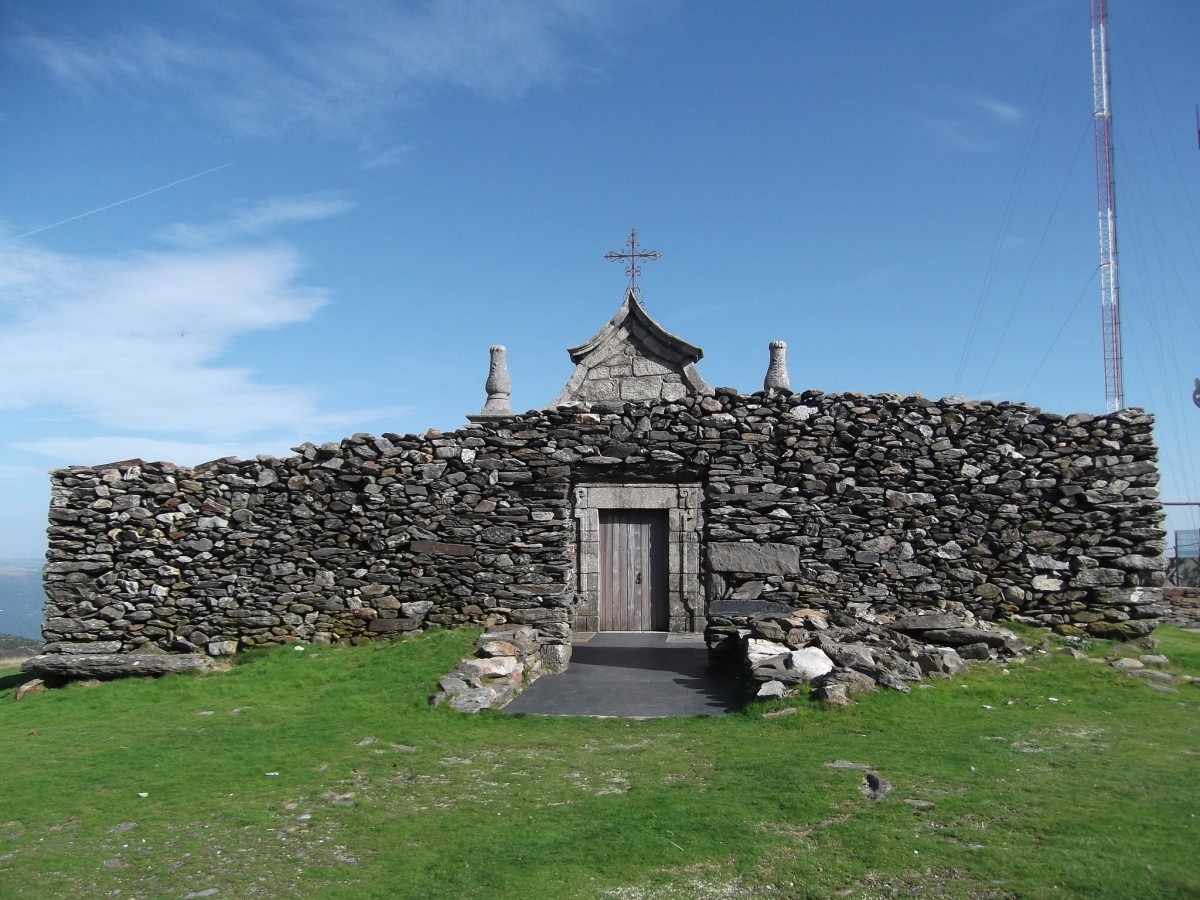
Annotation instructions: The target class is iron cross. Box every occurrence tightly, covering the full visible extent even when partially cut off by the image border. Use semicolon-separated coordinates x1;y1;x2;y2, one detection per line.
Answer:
605;227;661;300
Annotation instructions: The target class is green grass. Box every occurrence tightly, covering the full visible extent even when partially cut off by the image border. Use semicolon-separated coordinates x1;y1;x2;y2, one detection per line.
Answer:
1;626;1197;899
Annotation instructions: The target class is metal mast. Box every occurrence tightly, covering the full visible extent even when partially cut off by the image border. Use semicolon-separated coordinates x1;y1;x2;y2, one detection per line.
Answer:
1092;0;1124;411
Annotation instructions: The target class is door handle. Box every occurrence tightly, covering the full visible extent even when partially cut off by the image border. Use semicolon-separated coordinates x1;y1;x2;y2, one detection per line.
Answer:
635;572;642;584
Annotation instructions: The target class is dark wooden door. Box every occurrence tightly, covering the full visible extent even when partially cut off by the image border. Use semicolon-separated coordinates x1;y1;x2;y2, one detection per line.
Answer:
599;510;669;631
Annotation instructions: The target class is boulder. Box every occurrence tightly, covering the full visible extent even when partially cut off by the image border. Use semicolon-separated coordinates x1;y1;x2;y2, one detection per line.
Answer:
812;668;876;699
917;628;1009;648
540;643;572;674
787;647;835;680
916;647;968;677
448;687;500;714
456;656;520;680
756;680;787;700
23;653;215;680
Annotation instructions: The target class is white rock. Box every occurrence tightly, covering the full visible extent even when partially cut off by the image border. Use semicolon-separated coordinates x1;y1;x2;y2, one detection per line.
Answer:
459;656;520;679
787;647;835;680
756;680;786;699
746;638;789;666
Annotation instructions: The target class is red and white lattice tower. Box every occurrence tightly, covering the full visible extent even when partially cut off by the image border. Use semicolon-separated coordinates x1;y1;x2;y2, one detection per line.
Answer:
1092;0;1124;411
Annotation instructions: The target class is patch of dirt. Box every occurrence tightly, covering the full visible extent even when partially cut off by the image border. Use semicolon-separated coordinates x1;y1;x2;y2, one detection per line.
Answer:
1011;727;1108;754
760;813;854;850
834;868;1019;899
602;871;780;899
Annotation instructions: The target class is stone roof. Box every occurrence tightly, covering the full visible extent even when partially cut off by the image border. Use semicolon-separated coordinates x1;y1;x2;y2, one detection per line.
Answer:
548;289;712;408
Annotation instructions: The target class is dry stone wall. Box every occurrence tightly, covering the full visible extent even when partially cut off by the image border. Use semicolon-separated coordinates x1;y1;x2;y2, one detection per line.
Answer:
42;430;576;657
41;389;1166;660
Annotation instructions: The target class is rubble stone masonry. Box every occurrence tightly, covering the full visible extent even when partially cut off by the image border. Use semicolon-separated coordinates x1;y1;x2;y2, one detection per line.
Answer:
41;389;1167;657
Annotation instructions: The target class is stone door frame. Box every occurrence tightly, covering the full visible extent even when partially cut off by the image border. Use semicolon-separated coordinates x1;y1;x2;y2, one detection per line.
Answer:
572;482;703;633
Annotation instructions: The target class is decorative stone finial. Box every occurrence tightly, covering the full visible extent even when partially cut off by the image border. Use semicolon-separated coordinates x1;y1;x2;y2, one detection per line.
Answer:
764;340;790;395
469;345;513;420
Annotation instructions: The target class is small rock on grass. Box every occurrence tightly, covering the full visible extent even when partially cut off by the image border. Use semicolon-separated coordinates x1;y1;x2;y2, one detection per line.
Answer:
1144;683;1179;694
818;684;851;707
1128;670;1177;684
1139;654;1170;667
762;707;798;719
1111;658;1144;671
13;679;46;701
904;799;935;810
756;680;786;700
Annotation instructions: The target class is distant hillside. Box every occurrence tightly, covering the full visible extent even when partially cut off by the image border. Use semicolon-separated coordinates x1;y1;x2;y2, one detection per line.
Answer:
0;630;41;655
0;559;45;640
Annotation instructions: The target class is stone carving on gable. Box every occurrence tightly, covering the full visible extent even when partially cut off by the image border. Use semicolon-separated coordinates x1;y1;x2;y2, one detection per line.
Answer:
548;289;711;408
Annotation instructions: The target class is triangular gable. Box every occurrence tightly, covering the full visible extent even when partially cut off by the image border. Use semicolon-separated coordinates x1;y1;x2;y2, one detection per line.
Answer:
548;289;712;408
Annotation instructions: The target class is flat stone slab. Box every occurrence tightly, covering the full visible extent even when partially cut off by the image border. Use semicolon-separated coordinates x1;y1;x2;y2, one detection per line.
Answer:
889;613;964;633
503;632;742;718
23;653;215;679
708;542;801;575
708;599;795;619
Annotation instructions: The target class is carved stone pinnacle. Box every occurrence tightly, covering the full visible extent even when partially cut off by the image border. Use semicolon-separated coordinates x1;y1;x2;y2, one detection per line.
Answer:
472;345;513;419
764;340;791;395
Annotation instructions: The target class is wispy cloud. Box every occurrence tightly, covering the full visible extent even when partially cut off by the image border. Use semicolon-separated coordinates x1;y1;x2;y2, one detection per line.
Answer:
0;238;329;438
0;190;409;461
158;193;354;247
359;143;411;171
11;0;622;140
15;436;302;468
17;400;411;467
921;93;1025;152
924;116;989;152
967;95;1025;124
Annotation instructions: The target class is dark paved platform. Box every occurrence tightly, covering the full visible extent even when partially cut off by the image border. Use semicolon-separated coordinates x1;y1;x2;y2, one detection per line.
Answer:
503;632;743;717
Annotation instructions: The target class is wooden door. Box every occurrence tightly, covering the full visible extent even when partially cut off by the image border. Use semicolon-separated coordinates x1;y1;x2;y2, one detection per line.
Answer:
599;510;669;631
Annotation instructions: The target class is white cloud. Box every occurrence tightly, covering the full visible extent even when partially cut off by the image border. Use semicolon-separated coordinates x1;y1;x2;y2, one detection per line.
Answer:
158;193;355;247
0;193;412;474
12;0;623;139
0;239;329;437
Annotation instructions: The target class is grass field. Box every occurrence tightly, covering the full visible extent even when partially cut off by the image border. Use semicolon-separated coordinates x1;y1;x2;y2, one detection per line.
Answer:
1;626;1197;899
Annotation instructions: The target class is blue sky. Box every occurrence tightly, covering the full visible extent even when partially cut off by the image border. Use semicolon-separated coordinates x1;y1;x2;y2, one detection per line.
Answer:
1;0;1198;559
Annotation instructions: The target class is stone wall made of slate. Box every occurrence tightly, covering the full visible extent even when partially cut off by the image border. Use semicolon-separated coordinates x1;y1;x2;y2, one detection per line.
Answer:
41;389;1167;655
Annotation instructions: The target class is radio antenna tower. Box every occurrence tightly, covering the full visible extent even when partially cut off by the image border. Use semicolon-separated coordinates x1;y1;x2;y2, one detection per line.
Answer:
1092;0;1124;411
